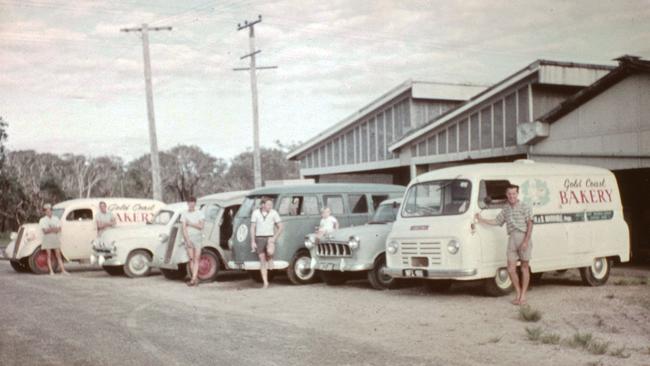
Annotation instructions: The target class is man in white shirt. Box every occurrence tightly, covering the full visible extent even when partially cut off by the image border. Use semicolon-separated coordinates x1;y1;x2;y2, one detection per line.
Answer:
39;203;68;275
316;207;338;239
96;201;116;236
250;196;283;288
181;196;205;287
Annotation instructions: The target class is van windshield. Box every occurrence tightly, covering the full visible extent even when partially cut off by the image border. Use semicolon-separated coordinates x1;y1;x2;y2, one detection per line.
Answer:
151;210;175;225
236;195;278;219
401;180;471;217
52;208;64;219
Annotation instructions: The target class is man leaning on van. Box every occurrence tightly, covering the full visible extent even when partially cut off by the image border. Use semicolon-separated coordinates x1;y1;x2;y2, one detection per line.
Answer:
475;184;533;306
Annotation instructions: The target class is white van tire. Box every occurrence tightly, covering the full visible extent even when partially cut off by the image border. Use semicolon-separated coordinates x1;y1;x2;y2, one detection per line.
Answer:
287;250;316;285
367;254;396;290
124;250;152;278
320;271;347;286
197;250;220;282
484;267;514;297
579;257;611;286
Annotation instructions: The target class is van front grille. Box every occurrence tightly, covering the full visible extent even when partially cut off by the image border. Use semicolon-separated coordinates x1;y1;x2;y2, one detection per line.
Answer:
12;227;25;259
317;241;351;257
400;241;442;266
164;226;179;264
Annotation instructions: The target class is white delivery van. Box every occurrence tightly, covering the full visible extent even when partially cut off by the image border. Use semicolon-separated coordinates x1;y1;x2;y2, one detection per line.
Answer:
384;161;630;296
5;198;165;274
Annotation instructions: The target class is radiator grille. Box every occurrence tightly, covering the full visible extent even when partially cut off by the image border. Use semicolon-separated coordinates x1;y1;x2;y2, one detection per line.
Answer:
400;241;442;266
317;241;351;257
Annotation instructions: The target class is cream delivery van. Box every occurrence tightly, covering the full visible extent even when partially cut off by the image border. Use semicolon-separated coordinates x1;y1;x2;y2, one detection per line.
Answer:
5;198;164;274
384;161;630;296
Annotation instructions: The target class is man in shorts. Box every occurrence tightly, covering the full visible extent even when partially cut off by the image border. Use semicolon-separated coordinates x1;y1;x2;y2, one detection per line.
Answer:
96;201;116;237
250;196;283;289
39;203;69;275
476;184;533;305
181;196;205;287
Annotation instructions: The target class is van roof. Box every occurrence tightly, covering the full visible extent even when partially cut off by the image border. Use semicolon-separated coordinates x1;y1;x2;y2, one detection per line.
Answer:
53;198;164;210
412;161;612;184
248;183;405;196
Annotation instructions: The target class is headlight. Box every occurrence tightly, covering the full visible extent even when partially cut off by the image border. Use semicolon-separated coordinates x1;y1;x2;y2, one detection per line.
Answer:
159;233;169;243
447;239;460;254
304;234;316;249
348;236;360;250
9;232;17;240
387;240;399;254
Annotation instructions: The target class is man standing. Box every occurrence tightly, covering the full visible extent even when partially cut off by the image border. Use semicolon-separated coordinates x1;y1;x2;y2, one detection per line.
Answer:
475;185;533;305
96;201;116;237
39;203;69;275
181;196;204;287
250;197;283;289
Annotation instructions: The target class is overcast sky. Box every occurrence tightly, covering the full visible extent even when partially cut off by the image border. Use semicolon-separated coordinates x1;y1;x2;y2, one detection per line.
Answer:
2;0;649;162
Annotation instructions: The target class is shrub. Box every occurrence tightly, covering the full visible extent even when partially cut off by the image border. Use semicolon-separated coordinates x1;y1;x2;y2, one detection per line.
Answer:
525;326;543;341
519;305;542;322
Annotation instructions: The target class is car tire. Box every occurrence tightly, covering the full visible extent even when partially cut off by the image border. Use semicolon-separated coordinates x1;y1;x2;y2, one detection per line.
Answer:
423;280;453;293
367;254;396;290
579;257;611;286
103;265;124;276
287;249;316;285
10;259;30;273
123;250;152;278
484;267;514;297
197;250;220;282
28;248;58;274
161;265;187;280
320;271;347;286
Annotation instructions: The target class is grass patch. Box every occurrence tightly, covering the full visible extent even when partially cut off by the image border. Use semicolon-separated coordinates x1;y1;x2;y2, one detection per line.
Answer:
525;326;543;341
567;332;593;348
587;340;610;355
604;293;615;299
609;346;631;359
613;277;649;286
540;332;561;345
519;305;542;322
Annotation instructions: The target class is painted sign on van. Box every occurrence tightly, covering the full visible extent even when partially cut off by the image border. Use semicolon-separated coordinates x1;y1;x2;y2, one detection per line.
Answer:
521;179;551;207
560;178;613;205
108;203;158;223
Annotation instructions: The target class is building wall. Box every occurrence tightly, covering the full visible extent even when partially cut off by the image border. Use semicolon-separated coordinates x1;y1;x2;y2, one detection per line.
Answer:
531;73;650;170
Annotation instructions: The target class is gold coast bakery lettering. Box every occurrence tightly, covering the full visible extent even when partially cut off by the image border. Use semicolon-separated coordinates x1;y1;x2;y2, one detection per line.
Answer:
560;178;612;205
108;203;156;223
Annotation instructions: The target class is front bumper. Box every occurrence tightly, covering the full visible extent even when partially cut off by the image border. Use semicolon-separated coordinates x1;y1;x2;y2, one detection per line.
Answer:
228;260;289;270
384;267;477;279
310;257;373;272
90;253;124;267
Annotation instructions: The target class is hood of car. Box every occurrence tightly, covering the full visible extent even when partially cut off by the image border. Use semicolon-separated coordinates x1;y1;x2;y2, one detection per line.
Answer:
99;224;168;243
322;222;394;242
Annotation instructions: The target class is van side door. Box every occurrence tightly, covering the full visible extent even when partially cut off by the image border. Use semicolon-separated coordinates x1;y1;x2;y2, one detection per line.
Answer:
60;208;97;260
475;180;512;268
203;204;222;248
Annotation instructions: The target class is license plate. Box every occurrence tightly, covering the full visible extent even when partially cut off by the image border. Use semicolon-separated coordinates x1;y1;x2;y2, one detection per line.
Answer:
319;263;334;270
411;256;429;267
403;269;427;277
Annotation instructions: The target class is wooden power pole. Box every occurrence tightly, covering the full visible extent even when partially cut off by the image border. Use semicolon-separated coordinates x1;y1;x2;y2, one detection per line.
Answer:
121;23;171;201
235;15;277;188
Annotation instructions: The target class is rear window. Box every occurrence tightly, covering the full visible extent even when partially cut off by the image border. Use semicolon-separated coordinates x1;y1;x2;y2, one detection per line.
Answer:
323;195;344;215
349;194;368;214
277;195;319;216
66;209;93;221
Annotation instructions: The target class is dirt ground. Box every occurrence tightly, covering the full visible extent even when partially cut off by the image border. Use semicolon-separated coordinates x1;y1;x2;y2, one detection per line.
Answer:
1;260;649;366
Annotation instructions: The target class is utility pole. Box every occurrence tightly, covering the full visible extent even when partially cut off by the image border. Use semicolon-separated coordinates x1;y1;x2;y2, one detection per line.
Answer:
121;23;171;201
235;15;277;188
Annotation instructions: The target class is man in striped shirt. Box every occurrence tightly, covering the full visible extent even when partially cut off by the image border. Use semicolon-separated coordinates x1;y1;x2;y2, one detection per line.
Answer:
476;184;534;305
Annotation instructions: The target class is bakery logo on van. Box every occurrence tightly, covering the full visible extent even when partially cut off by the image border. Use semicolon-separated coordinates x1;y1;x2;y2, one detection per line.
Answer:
108;203;157;223
521;179;551;207
560;178;613;205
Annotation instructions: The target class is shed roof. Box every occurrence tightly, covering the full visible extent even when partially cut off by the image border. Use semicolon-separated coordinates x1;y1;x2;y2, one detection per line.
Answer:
248;183;405;195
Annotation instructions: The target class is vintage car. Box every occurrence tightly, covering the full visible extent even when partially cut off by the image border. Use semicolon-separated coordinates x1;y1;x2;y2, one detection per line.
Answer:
5;198;164;274
306;198;401;290
91;201;188;277
228;184;405;285
151;191;248;282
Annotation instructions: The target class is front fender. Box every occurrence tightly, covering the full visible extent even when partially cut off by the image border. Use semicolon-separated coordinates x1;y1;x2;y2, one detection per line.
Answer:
14;239;41;260
109;238;158;262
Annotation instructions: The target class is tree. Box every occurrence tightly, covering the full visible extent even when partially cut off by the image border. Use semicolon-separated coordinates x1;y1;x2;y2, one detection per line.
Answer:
0;117;29;230
224;141;300;190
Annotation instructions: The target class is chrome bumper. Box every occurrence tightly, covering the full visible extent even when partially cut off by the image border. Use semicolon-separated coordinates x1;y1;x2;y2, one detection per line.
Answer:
228;260;289;270
384;267;477;279
90;253;124;267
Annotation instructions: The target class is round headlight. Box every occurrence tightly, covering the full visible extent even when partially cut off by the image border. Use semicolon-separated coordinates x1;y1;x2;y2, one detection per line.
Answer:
304;234;316;249
348;236;360;250
447;239;460;254
387;240;399;254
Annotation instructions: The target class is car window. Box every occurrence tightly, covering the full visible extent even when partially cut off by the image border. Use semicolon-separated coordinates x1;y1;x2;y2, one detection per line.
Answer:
348;194;368;214
66;208;93;221
301;196;319;215
323;195;344;215
371;195;389;210
204;204;221;221
478;180;511;209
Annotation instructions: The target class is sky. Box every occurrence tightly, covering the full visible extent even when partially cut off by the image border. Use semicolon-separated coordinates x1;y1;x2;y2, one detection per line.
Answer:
2;0;649;163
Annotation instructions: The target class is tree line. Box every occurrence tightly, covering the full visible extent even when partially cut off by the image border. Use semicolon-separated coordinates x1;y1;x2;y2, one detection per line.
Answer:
0;117;300;231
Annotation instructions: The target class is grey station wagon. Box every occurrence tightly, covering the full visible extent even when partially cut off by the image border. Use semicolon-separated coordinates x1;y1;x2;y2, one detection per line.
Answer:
306;198;402;290
228;184;404;285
